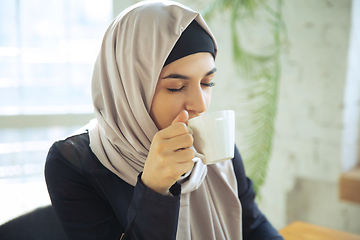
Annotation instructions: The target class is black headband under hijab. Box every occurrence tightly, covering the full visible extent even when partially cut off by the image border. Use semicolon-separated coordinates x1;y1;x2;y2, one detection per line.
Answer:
164;20;216;67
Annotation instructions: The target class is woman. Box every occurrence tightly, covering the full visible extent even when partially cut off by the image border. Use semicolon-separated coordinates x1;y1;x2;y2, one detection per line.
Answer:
45;1;283;239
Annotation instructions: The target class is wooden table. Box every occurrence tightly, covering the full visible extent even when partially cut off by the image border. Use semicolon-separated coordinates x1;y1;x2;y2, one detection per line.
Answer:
279;221;360;240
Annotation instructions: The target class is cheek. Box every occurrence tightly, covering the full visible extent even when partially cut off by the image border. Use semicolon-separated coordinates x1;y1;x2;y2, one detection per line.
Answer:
204;88;212;109
151;93;184;129
161;97;183;125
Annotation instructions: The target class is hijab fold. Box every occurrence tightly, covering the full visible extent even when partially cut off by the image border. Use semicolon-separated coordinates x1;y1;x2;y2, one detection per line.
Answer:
88;1;242;239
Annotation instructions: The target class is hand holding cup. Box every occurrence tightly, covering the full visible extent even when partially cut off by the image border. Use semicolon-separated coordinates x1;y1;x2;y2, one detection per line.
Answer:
141;110;195;195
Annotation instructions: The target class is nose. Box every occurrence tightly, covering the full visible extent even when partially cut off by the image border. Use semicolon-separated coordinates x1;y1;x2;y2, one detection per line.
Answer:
185;84;207;118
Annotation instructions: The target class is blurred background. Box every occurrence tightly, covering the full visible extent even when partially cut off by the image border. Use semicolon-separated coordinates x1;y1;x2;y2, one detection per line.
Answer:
0;0;359;235
0;0;112;224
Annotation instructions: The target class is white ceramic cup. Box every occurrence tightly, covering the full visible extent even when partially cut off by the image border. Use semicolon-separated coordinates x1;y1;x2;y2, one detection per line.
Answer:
188;110;235;165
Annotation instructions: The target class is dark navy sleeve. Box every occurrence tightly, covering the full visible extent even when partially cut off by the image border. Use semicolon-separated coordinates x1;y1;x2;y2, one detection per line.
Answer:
122;174;180;240
45;138;180;240
232;146;284;240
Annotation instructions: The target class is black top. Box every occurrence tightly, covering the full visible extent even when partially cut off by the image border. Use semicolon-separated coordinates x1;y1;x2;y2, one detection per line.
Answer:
45;131;283;240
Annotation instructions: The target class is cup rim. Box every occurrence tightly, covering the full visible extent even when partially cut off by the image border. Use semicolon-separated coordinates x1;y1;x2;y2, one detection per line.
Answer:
188;110;234;122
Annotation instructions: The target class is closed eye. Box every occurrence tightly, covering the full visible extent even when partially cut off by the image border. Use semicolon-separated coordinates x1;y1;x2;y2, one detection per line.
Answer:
167;86;185;93
201;82;215;88
167;82;215;93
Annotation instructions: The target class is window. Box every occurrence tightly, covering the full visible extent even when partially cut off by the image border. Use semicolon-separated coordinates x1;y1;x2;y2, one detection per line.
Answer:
0;0;112;224
339;0;360;204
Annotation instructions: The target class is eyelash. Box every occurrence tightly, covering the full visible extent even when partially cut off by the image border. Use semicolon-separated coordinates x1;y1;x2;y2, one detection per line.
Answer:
167;82;216;93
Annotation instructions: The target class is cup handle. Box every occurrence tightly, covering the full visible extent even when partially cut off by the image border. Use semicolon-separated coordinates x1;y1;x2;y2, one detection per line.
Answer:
187;126;193;135
189;146;205;159
194;151;205;159
187;126;205;159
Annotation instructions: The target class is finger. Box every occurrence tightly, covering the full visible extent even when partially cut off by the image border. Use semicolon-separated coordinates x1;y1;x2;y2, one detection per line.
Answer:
166;133;194;151
162;159;195;183
172;148;195;163
157;122;190;140
176;159;195;176
171;110;189;125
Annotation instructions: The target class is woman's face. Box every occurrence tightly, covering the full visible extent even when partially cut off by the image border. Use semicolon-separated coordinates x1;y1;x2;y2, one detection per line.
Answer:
150;52;216;130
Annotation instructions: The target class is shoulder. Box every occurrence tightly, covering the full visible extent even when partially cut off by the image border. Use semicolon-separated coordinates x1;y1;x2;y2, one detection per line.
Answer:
46;130;105;172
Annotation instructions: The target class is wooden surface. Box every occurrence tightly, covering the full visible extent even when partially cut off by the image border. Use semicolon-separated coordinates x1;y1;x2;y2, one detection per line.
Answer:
279;221;360;240
340;167;360;204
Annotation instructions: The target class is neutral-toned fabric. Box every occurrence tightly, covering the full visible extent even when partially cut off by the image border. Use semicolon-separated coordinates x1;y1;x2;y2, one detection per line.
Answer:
88;1;242;239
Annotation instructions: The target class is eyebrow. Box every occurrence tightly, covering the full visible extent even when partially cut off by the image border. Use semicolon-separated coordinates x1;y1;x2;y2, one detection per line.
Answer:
162;67;217;80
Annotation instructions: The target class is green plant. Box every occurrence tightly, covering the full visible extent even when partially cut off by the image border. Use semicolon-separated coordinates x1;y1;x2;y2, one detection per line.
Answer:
202;0;286;194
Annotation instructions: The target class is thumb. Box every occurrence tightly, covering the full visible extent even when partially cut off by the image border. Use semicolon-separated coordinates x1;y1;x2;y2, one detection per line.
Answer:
171;110;189;125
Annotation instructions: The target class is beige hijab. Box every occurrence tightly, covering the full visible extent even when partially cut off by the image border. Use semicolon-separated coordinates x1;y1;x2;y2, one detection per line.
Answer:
88;1;242;239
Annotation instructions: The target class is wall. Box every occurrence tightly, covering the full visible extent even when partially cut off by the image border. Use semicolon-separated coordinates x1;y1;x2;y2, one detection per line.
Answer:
112;0;360;234
259;0;360;234
342;0;360;171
